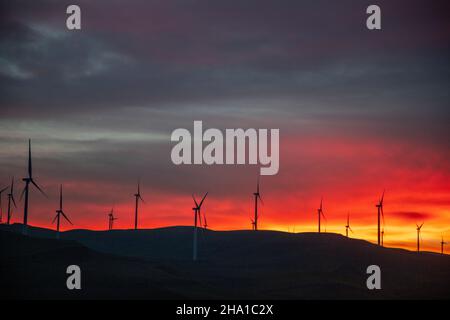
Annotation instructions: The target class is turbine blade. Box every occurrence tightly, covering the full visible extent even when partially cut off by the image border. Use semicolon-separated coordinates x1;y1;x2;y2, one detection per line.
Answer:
0;186;8;194
59;184;63;209
192;194;199;207
19;187;26;201
28;139;32;178
257;176;260;194
199;192;208;207
52;214;58;224
31;179;47;198
258;194;264;206
139;195;145;203
61;211;73;225
11;195;17;208
10;177;14;193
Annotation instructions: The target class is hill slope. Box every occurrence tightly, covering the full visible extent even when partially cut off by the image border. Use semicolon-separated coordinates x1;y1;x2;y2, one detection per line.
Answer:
1;224;449;299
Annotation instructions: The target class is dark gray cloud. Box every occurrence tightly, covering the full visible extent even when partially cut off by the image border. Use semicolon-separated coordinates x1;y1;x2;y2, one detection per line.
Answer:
0;0;449;204
1;0;449;119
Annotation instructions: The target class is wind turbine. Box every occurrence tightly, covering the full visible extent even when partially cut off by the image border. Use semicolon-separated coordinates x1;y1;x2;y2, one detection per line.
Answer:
192;192;208;261
345;213;353;238
375;190;385;246
108;208;118;231
0;185;8;223
250;218;256;230
252;177;263;231
52;184;72;239
6;177;17;225
133;180;145;230
20;139;47;234
381;228;385;247
317;198;326;233
203;211;208;229
441;235;447;255
416;222;424;253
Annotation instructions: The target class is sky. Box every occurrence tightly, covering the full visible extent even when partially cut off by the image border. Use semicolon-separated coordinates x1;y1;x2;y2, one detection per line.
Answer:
0;0;449;253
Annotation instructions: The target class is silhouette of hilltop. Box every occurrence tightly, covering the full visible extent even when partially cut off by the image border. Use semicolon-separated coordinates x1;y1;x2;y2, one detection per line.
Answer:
1;224;449;299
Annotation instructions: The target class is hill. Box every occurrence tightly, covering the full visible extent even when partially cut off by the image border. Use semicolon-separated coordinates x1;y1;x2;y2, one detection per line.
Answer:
1;224;449;299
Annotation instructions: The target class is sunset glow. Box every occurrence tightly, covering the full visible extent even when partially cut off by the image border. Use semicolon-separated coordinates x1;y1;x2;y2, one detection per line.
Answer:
3;130;448;254
1;0;449;255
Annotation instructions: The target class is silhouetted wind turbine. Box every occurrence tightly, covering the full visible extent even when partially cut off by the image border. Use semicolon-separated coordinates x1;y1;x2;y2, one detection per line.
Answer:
317;198;326;233
345;213;353;238
0;185;8;223
52;184;72;239
20;139;47;234
381;228;385;247
203;211;208;229
250;218;256;230
192;192;208;261
108;208;117;231
252;177;263;231
441;236;447;255
416;222;424;253
375;190;385;246
6;177;17;225
133;180;145;230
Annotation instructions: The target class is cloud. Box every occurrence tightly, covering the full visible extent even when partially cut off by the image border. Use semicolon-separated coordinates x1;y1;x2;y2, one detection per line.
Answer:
391;211;432;221
0;0;449;122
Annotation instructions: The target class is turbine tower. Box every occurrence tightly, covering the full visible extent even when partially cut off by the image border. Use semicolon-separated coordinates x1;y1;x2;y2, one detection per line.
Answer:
375;190;385;246
52;184;72;239
0;185;8;223
441;236;447;255
192;192;208;261
416;222;424;253
108;208;117;231
133;180;145;230
317;198;326;233
345;213;353;238
21;139;47;234
252;178;263;231
6;177;17;225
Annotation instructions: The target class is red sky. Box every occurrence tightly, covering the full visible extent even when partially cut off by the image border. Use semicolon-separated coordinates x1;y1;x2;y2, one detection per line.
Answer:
4;128;448;254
